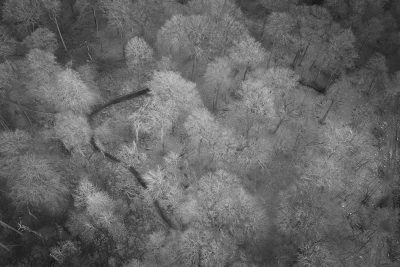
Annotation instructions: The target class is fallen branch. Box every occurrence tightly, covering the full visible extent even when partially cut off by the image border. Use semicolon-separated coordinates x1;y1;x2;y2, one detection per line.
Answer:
90;88;150;119
0;219;23;236
0;242;10;251
299;79;326;94
154;200;177;230
90;137;177;230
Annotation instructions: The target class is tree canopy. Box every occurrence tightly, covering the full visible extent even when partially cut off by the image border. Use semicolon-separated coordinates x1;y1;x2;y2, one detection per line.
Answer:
1;0;400;266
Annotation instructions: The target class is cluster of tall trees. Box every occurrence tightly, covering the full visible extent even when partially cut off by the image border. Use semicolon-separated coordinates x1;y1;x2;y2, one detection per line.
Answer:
1;0;400;266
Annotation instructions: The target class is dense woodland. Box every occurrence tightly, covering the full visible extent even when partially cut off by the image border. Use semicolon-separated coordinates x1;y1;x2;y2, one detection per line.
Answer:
1;0;400;266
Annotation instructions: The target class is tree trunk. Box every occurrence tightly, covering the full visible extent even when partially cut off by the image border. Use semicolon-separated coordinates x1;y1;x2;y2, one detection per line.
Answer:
245;124;252;146
53;15;68;53
309;59;317;71
298;43;310;67
272;118;283;134
92;7;98;33
389;119;400;209
0;219;23;236
313;67;322;83
395;124;399;165
244;111;253;144
68;0;74;13
327;66;339;86
319;99;335;125
259;16;268;42
153;200;177;230
266;36;277;69
220;17;232;56
135;127;140;144
243;65;250;81
197;248;202;267
291;49;302;68
160;126;165;153
213;86;220;112
118;28;123;41
191;56;197;80
365;75;377;96
267;50;274;69
198;138;202;155
85;42;93;61
137;69;141;88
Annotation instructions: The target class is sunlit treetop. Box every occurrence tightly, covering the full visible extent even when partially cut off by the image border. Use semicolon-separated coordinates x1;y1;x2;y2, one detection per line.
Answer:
26;48;60;78
141;71;203;145
0;60;17;90
293;6;333;44
157;14;211;59
74;178;127;242
86;191;116;227
220;67;301;144
264;12;297;44
100;0;168;41
204;57;234;89
143;164;184;213
321;75;353;110
76;64;98;91
156;56;178;72
158;12;246;65
0;130;32;157
184;107;241;162
147;71;203;110
40;0;61;15
353;53;390;95
233;137;274;170
74;177;97;209
202;57;236;110
23;27;58;53
194;169;269;242
365;53;388;74
258;67;299;92
229;35;266;70
142;0;181;39
125;36;154;70
327;28;358;70
305;117;381;193
143;95;180;140
54;112;92;152
99;0;136;38
9;154;69;216
276;182;335;242
209;14;248;55
241;77;276;119
65;211;96;244
28;61;100;114
0;26;17;59
251;68;302;132
2;0;44;30
173;228;238;266
142;227;239;266
53;68;100;113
